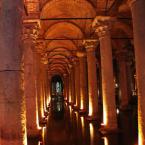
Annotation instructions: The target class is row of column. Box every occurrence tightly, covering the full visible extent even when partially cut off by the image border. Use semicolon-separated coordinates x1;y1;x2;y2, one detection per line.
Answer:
0;0;145;144
0;6;50;143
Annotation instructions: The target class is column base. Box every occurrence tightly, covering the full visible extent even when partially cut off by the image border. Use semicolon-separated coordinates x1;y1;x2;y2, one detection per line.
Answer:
79;109;87;115
99;126;120;134
44;111;49;117
27;129;42;139
72;105;79;111
86;115;99;122
39;117;47;127
119;105;132;111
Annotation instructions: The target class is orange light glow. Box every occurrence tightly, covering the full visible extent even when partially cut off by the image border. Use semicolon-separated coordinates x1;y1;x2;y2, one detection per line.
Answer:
81;117;85;134
89;123;94;145
103;137;109;145
36;95;42;130
138;105;143;145
103;96;108;125
89;100;93;116
80;94;84;109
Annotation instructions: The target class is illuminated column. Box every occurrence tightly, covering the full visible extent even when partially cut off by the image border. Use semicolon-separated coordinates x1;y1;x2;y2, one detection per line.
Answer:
0;0;27;144
63;74;67;100
70;66;75;105
47;75;51;105
66;75;70;102
83;40;99;120
23;23;40;137
117;51;130;109
128;0;145;144
93;16;117;130
77;51;88;113
39;58;48;120
68;69;72;103
74;60;80;109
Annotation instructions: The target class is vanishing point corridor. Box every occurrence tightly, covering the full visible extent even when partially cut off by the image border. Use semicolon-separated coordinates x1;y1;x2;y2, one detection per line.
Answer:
0;0;145;145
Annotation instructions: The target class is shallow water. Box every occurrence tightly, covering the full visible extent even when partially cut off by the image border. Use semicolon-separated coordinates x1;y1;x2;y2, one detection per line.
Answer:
28;104;138;145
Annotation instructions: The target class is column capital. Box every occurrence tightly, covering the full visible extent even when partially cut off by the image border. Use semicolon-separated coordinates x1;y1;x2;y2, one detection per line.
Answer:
40;53;48;64
63;73;68;78
83;39;99;52
76;51;86;58
22;22;40;42
127;0;137;8
92;16;116;38
35;40;46;53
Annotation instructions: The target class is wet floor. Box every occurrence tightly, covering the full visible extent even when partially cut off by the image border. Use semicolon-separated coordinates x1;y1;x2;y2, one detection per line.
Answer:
28;104;138;145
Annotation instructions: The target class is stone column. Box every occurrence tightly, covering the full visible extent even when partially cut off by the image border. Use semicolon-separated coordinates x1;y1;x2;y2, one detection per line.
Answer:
35;41;47;125
68;70;72;103
74;60;80;109
23;23;40;137
47;75;51;105
128;0;145;144
93;16;117;130
71;66;75;105
77;51;88;113
63;74;67;100
83;40;99;120
117;51;130;110
66;75;70;102
0;0;27;144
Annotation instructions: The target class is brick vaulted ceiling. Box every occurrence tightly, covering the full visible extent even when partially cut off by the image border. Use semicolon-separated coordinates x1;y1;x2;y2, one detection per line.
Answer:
24;0;133;76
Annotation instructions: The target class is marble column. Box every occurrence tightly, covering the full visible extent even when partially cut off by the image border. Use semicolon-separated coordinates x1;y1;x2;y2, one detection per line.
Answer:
77;51;88;113
63;74;67;100
93;16;117;130
83;40;99;120
68;70;72;103
0;0;27;144
128;0;145;144
66;75;70;102
47;75;51;105
117;51;130;109
70;66;75;105
23;23;40;138
74;60;80;109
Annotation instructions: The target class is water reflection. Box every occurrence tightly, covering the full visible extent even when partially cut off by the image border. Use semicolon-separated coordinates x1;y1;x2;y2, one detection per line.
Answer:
89;123;95;145
103;137;109;145
28;104;137;145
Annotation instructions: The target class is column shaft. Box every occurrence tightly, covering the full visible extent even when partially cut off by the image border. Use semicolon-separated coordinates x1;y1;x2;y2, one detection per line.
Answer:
86;47;98;118
23;40;39;137
74;62;80;108
118;56;130;109
0;0;27;144
99;31;117;129
129;0;145;144
78;55;88;112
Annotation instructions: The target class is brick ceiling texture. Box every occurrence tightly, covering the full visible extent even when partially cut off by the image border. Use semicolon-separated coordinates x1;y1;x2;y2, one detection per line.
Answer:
24;0;133;75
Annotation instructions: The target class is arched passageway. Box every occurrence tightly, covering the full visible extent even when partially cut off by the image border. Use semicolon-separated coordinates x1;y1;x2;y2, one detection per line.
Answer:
0;0;145;145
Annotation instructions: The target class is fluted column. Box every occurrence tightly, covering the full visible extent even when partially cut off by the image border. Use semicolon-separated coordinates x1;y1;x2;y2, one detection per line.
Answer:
128;0;145;144
0;0;27;144
77;51;88;113
93;16;117;130
23;23;40;137
83;40;99;119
